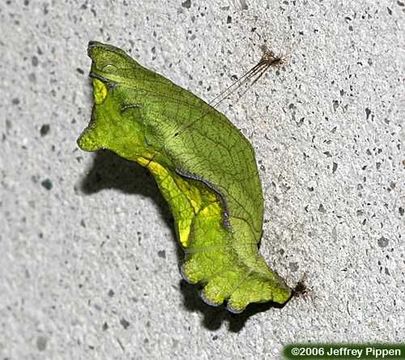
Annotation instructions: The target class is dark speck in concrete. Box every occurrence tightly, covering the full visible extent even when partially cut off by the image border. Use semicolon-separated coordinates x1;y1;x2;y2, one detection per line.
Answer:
32;56;39;67
157;250;166;259
36;336;48;351
389;182;396;191
28;73;37;83
399;207;404;216
332;100;339;111
102;322;109;331
41;179;53;190
40;124;50;136
318;204;326;213
181;0;191;8
76;68;84;74
332;162;338;173
12;98;20;105
120;318;130;329
227;15;232;24
108;289;114;297
6;119;13;132
289;262;299;272
365;107;371;120
378;237;389;248
212;335;218;340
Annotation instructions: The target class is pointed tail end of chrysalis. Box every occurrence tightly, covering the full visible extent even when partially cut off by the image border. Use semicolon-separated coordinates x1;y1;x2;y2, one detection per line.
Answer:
225;280;292;314
273;280;293;304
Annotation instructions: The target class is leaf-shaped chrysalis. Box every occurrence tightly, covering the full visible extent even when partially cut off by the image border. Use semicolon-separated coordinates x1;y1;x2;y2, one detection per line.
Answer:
77;42;292;313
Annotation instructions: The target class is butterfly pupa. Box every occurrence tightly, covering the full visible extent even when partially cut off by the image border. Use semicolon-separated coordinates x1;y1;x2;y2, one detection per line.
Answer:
77;41;292;312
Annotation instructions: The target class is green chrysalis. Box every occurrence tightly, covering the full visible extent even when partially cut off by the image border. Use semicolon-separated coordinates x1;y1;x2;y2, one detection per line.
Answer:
78;41;292;313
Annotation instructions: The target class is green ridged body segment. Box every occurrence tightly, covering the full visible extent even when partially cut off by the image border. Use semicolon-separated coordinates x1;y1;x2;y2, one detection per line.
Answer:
78;41;291;312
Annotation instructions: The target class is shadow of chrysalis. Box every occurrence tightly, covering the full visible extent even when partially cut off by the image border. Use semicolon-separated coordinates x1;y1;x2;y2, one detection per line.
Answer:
80;149;174;232
79;149;179;251
180;280;288;332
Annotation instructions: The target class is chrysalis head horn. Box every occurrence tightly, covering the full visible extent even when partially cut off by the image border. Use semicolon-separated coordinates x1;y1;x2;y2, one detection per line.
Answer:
87;41;144;82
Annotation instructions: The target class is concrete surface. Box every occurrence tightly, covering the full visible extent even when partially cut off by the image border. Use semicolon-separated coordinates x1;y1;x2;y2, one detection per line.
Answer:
1;0;404;359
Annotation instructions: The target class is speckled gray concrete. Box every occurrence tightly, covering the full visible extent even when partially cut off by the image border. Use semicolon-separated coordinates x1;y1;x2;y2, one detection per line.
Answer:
1;0;404;359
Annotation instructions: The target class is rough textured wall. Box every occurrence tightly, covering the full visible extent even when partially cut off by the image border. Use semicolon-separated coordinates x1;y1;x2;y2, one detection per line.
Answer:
1;0;404;359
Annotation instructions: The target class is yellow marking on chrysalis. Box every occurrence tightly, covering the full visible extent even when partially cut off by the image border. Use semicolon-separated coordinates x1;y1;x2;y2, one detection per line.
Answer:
144;159;166;176
135;156;224;248
173;177;203;214
92;78;108;104
200;202;222;218
136;157;193;246
136;156;152;167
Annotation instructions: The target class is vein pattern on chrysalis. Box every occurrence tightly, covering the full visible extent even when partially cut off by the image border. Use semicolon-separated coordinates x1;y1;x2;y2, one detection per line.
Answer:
77;41;292;313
